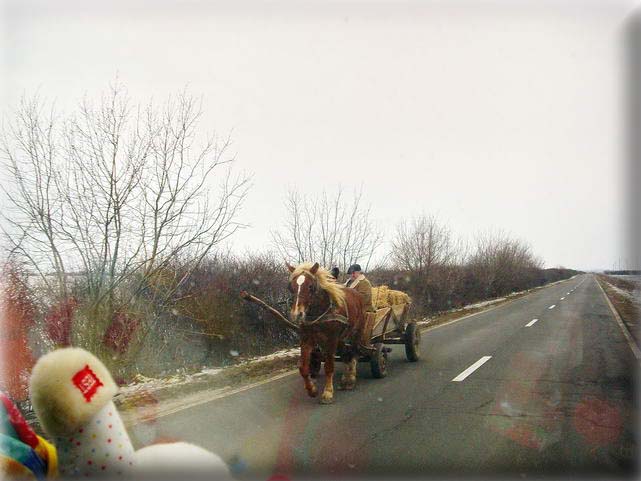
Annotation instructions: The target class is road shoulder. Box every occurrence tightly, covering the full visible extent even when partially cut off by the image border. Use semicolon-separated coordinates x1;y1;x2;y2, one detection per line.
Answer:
595;274;640;360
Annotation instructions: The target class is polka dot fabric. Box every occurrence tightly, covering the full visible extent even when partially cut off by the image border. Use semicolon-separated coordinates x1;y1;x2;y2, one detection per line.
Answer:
55;401;135;477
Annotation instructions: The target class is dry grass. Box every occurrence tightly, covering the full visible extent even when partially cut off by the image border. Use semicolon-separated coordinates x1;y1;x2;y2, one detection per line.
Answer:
371;286;391;308
596;274;640;329
371;285;411;309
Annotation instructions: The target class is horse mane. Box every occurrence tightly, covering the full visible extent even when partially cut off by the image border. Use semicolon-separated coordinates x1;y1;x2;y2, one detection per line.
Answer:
289;262;347;309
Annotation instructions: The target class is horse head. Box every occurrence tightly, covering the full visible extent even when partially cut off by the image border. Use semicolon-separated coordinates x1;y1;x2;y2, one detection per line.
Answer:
287;262;331;324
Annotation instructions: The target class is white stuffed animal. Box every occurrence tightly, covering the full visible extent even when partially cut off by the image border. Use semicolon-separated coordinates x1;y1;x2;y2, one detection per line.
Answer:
29;347;232;479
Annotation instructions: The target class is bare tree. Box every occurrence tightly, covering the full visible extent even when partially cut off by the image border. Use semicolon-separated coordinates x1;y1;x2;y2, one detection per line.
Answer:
1;96;68;299
390;215;456;278
271;186;383;273
1;83;250;352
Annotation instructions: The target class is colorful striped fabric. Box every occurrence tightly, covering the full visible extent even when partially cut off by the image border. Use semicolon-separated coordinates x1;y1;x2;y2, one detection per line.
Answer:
0;391;57;480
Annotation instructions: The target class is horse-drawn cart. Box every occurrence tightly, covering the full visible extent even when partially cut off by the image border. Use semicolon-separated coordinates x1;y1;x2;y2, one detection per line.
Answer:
240;290;420;380
311;301;420;379
242;263;421;404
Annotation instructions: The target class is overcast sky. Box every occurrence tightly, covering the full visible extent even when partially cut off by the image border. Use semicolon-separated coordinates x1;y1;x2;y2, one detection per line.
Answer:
1;0;637;270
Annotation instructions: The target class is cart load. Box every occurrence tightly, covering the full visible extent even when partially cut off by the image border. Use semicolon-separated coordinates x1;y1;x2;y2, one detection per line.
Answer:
371;285;411;309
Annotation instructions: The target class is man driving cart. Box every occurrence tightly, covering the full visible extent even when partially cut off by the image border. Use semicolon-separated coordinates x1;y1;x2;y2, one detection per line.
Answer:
344;263;375;312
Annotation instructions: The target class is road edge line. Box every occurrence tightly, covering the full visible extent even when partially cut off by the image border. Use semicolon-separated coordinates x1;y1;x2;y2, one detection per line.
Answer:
129;369;299;425
594;275;641;360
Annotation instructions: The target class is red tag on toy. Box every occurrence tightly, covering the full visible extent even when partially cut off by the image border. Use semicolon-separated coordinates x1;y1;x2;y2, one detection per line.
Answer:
72;365;104;402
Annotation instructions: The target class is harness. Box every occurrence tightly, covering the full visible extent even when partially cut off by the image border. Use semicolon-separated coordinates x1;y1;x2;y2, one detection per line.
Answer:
293;272;353;340
300;283;375;355
302;298;350;328
304;298;376;355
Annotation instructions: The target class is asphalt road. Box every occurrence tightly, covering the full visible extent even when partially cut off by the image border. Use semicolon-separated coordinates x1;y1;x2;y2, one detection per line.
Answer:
129;274;638;479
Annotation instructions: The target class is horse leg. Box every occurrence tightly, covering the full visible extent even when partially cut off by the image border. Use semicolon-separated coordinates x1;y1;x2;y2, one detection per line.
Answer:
299;341;317;398
341;322;364;390
340;355;358;390
320;337;338;404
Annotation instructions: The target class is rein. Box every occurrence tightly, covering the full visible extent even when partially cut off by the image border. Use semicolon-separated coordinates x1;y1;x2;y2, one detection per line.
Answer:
305;307;349;326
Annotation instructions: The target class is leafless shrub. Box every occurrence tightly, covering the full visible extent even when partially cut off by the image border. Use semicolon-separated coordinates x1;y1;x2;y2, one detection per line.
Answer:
1;82;250;375
0;260;37;401
271;186;383;273
376;219;556;315
386;215;461;310
390;215;457;276
467;231;543;298
125;251;296;375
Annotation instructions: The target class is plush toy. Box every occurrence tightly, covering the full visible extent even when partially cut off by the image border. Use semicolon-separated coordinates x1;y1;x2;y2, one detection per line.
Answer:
29;347;232;479
0;391;58;480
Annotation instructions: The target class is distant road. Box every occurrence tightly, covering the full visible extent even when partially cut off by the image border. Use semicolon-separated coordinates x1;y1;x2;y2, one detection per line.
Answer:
129;274;637;478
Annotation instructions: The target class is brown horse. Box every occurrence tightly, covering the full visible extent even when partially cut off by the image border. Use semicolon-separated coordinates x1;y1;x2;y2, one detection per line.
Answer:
287;262;367;404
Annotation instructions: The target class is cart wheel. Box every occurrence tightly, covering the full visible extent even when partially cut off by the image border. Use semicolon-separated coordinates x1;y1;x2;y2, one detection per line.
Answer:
310;349;322;378
370;343;387;378
404;322;420;362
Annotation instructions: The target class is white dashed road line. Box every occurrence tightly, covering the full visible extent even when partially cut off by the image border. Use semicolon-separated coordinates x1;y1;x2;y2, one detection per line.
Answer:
525;318;539;327
452;356;492;382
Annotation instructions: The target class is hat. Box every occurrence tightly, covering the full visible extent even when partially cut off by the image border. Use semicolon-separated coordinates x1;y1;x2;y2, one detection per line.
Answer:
347;264;362;274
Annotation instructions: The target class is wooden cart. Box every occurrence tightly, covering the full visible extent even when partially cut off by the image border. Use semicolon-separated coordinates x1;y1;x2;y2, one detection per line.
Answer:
310;301;420;379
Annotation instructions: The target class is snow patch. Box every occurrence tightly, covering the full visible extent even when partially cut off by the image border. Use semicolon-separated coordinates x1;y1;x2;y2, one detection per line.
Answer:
462;298;507;310
118;348;299;399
